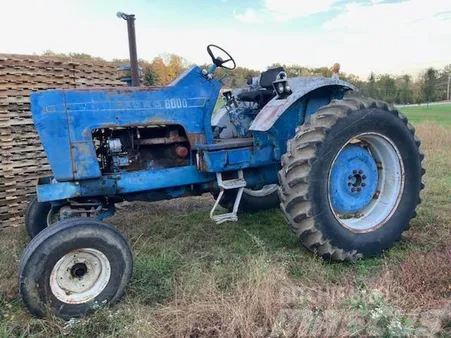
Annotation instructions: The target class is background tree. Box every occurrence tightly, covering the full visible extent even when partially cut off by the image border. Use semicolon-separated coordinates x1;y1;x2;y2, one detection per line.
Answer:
365;72;377;98
421;68;438;105
376;74;398;103
397;75;414;104
143;68;158;86
38;51;450;104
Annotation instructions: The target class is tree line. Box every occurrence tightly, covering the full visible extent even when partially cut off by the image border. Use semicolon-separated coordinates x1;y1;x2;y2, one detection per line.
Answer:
41;50;450;105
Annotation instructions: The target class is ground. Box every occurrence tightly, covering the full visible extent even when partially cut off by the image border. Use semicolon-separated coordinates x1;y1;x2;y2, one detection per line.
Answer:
1;104;451;337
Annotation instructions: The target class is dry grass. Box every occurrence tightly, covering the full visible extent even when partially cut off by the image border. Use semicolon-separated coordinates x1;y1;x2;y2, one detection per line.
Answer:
371;248;451;310
140;256;287;338
1;122;451;337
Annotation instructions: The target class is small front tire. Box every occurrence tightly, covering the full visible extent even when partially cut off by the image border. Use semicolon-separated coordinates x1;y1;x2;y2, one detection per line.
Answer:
24;196;51;239
19;218;133;319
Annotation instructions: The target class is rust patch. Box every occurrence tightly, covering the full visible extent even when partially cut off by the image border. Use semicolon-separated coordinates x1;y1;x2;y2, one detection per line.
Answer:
196;150;208;172
140;129;187;145
187;133;205;148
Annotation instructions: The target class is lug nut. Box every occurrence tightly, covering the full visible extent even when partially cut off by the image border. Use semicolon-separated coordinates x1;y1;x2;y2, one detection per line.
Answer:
351;187;356;192
358;170;363;174
348;182;352;187
361;182;366;187
353;170;357;174
348;175;353;179
357;187;361;192
362;175;366;180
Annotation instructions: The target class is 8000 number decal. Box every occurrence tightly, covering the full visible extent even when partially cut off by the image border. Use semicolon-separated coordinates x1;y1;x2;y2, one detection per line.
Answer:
165;99;188;109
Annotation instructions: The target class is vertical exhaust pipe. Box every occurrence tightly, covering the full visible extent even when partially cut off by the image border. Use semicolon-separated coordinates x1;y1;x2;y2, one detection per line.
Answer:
117;12;140;87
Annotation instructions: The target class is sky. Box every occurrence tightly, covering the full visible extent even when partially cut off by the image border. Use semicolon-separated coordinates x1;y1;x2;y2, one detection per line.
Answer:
1;0;450;79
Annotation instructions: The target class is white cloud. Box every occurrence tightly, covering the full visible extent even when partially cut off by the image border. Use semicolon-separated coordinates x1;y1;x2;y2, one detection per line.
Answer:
231;0;451;77
234;8;260;23
319;0;451;76
235;0;340;23
264;0;339;21
0;0;450;79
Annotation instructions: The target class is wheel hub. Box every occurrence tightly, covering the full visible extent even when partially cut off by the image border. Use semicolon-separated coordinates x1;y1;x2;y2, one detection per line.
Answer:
49;248;111;304
71;263;88;278
330;144;378;214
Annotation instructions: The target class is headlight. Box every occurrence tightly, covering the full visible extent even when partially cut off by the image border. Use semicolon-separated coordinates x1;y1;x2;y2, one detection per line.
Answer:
284;85;291;93
277;83;284;93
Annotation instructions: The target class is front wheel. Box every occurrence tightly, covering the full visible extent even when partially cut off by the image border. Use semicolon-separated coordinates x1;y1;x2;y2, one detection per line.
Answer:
278;97;425;261
19;218;133;319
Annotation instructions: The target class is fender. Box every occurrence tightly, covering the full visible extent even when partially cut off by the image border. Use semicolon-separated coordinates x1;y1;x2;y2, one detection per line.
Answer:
249;77;358;132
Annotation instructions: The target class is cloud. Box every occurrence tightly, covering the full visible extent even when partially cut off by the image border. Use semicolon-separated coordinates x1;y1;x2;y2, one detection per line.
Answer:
317;0;451;76
234;8;260;23
230;0;451;77
1;0;450;79
264;0;339;21
234;0;341;23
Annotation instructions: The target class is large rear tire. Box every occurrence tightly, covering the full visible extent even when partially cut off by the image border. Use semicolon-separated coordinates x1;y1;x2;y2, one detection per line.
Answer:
278;97;425;261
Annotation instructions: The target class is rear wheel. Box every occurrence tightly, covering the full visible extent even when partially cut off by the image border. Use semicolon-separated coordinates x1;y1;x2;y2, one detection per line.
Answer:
216;184;280;212
19;218;133;319
278;97;425;261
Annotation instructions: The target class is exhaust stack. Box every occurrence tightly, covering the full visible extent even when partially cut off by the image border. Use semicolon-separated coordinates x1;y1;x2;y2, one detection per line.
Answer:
117;12;140;87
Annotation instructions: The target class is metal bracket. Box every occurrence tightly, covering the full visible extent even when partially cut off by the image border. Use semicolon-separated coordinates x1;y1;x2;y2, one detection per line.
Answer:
210;170;246;224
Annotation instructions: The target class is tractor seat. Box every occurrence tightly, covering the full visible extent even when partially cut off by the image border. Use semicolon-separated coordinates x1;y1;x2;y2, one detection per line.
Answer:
237;67;284;105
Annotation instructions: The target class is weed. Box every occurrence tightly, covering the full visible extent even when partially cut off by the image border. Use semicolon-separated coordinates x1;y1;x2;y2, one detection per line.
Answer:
348;290;420;337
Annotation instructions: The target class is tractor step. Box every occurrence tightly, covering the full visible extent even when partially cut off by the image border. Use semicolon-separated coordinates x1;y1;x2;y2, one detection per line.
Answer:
210;170;246;224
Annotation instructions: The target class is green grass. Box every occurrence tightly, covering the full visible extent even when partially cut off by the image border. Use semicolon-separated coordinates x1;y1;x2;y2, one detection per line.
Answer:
1;106;451;337
399;103;451;126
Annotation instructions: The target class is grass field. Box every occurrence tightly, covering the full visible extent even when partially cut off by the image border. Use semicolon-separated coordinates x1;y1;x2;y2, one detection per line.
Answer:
399;103;451;126
1;104;451;337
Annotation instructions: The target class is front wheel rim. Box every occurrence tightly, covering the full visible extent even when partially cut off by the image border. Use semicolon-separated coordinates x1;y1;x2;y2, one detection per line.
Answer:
328;133;405;232
49;248;111;304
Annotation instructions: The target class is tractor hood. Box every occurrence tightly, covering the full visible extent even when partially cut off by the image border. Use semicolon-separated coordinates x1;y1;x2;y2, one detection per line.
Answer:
30;66;221;181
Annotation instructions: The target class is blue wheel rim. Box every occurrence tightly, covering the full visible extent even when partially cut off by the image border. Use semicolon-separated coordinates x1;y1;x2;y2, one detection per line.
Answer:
329;144;378;214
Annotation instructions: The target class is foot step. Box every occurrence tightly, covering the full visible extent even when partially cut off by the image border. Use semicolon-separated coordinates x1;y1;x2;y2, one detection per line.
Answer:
210;170;246;224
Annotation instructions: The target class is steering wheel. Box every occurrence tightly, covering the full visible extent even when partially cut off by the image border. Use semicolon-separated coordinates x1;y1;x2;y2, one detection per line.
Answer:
207;44;236;70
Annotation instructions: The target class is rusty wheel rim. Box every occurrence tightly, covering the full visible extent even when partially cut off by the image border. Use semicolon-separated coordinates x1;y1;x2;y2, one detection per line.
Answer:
49;248;111;304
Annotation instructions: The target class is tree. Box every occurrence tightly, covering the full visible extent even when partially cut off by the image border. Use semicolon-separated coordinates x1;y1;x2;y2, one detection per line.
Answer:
366;72;377;98
143;68;158;86
376;74;398;103
149;56;169;85
398;75;413;104
166;54;185;82
68;53;104;61
421;67;438;105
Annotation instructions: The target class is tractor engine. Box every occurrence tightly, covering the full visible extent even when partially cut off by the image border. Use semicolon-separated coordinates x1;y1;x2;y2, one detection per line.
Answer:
92;125;190;173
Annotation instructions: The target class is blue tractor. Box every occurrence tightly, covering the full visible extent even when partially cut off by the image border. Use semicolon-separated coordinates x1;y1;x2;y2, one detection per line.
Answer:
19;14;424;319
